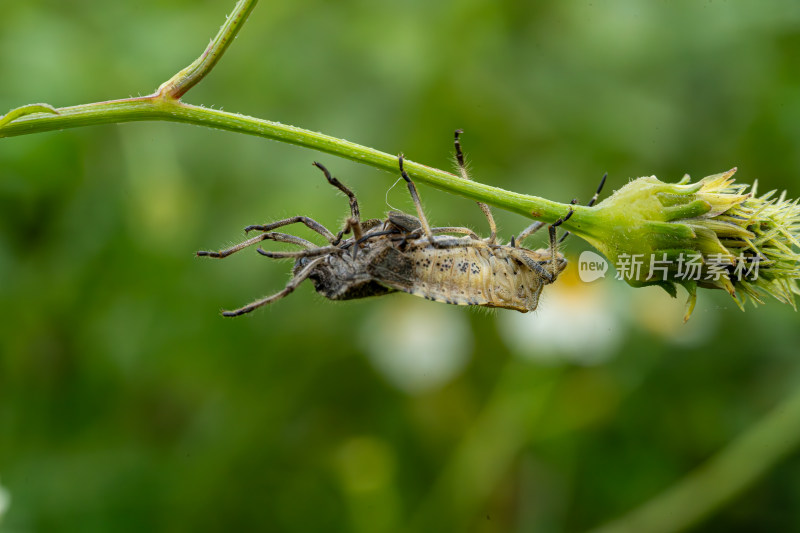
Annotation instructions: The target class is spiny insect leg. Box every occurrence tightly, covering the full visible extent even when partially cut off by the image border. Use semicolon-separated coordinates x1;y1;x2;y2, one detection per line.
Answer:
354;230;401;247
398;155;434;242
264;232;317;249
245;216;337;244
197;231;313;259
454;129;497;244
431;226;481;239
313;162;365;248
514;221;545;247
332;218;383;254
313;161;362;221
510;248;555;283
548;208;574;276
331;218;384;244
427;236;487;249
221;256;326;317
256;244;341;259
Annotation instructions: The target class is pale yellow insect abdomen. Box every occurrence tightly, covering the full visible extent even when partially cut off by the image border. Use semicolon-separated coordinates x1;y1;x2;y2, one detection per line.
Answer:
403;242;544;312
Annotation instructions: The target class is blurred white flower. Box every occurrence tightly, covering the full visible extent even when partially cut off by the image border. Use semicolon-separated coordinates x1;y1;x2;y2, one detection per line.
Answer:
359;297;473;394
0;478;9;525
497;266;624;364
628;285;719;346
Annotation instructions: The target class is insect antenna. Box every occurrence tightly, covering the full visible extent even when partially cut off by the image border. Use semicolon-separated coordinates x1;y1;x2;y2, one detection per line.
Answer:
454;129;497;244
551;208;575;229
587;172;608;207
558;172;607;244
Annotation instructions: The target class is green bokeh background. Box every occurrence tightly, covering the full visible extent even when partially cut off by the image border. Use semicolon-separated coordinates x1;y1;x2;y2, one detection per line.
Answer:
2;1;800;532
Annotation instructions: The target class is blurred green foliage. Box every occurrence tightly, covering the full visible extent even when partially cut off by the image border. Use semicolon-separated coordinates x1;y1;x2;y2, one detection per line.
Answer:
2;1;800;532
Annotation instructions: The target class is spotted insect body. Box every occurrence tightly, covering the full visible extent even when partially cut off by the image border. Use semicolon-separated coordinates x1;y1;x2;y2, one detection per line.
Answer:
198;131;593;317
383;238;564;311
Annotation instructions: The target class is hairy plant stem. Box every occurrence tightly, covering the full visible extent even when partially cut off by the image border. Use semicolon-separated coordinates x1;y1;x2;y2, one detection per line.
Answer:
156;0;257;98
0;0;580;235
0;96;578;226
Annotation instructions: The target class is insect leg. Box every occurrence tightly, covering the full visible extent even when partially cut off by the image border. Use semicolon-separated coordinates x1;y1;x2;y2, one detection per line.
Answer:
256;244;341;259
454;129;497;244
333;221;381;248
264;232;317;249
313;161;361;221
221;256;327;317
431;226;480;239
197;231;314;259
514;222;545;247
427;236;486;249
354;229;401;246
313;162;366;247
509;248;555;283
398;155;434;243
515;172;607;247
245;216;337;244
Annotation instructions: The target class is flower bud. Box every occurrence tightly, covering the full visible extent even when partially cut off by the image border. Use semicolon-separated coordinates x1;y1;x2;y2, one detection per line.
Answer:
571;168;800;320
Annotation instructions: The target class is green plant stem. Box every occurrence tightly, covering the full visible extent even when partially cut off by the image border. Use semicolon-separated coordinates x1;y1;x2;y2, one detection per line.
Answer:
0;0;582;232
157;0;258;99
588;380;800;533
0;97;579;228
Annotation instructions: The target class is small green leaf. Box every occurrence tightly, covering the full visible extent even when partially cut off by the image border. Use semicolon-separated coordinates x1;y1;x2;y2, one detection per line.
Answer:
0;103;59;129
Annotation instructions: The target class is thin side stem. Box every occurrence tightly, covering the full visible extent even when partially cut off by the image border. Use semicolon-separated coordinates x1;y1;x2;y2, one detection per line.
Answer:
0;0;588;234
157;0;258;99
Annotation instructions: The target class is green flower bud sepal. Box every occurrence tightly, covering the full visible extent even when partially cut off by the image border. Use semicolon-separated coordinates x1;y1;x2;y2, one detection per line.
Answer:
565;168;800;321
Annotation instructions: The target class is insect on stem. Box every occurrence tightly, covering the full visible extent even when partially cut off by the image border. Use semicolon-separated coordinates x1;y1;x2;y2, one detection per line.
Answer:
198;134;608;316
